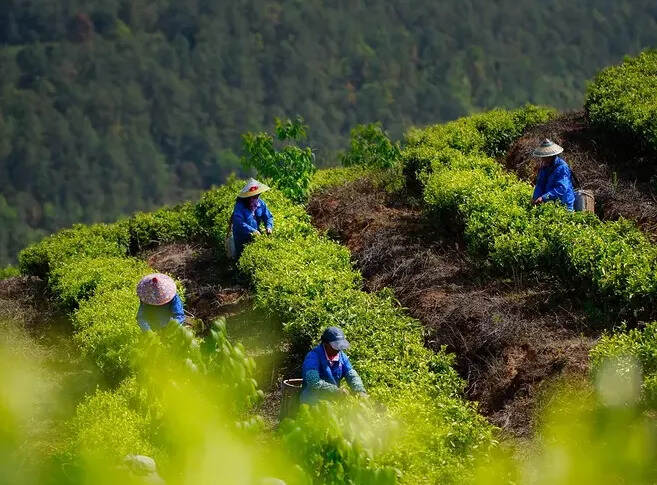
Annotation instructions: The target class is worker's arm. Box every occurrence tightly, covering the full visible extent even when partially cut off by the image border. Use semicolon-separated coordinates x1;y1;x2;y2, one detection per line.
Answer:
342;354;366;394
261;201;274;232
303;352;340;394
170;294;185;325
533;169;546;201
136;304;151;332
541;166;570;202
232;205;259;234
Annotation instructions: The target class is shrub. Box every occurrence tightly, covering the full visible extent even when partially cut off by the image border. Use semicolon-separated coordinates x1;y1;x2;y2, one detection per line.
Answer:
280;400;399;485
591;323;657;407
409;108;657;318
68;377;154;462
50;257;151;311
241;117;316;204
406;105;657;404
237;212;494;483
340;123;401;170
586;50;657;155
402;105;554;184
0;265;19;280
18;223;129;278
128;202;201;253
310;167;369;194
73;287;142;383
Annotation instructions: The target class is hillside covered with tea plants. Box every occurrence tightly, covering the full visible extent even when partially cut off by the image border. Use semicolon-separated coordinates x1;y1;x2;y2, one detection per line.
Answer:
3;50;657;484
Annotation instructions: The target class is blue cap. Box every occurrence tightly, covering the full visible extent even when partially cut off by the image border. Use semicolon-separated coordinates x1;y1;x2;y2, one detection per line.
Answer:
321;326;350;350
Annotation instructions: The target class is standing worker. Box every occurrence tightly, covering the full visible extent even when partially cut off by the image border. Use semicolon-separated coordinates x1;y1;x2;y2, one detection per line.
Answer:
136;273;185;331
300;326;367;404
532;139;576;211
230;178;274;259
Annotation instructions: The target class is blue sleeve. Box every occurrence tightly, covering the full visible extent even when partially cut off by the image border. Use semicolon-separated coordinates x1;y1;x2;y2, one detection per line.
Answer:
342;354;366;393
170;294;185;324
533;169;546;200
137;304;151;332
233;204;258;234
259;201;274;230
542;166;569;201
341;353;353;374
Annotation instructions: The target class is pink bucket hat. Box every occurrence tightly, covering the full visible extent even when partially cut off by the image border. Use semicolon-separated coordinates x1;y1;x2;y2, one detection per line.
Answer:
137;273;177;305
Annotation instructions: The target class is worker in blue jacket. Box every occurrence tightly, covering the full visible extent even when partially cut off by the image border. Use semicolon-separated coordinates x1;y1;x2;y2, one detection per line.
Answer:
532;139;575;211
136;273;185;331
300;326;367;405
230;178;274;259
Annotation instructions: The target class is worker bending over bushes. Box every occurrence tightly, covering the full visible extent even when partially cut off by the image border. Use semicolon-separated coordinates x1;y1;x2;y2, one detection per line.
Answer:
136;273;186;331
301;326;367;404
230;178;274;259
532;139;576;211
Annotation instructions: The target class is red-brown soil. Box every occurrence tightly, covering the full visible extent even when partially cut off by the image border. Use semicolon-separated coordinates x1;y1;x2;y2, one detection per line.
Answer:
309;180;598;437
504;111;657;239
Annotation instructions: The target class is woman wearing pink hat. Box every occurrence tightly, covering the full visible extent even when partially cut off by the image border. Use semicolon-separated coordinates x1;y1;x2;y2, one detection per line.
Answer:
136;273;186;331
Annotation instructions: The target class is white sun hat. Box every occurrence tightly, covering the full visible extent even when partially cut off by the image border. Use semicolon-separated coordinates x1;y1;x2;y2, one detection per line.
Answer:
137;273;177;305
237;178;271;198
532;139;564;158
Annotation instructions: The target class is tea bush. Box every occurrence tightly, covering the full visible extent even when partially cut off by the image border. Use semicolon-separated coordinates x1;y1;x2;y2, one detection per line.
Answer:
72;287;142;382
0;265;19;280
18;223;130;278
309;167;370;194
281;400;398;485
586;50;657;155
231;200;494;483
50;257;151;311
67;377;155;462
409;108;657;317
591;323;657;407
407;106;657;404
128;202;202;252
403;105;555;182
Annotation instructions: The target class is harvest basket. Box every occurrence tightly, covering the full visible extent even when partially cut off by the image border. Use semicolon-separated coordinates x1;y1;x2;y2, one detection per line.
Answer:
280;378;303;420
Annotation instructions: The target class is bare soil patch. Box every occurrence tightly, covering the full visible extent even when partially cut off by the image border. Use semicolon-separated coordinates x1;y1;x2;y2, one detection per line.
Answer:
309;180;598;437
504;111;657;238
0;275;61;329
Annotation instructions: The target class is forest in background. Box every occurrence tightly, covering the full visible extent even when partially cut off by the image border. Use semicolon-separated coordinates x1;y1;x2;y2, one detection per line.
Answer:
1;0;657;265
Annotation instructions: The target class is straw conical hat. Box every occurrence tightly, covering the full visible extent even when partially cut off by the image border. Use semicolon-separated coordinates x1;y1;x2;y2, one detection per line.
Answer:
237;178;271;198
532;139;564;157
137;273;177;305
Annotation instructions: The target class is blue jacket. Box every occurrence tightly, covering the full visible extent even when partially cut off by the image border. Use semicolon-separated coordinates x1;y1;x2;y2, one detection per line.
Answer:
137;294;185;331
533;157;575;211
300;344;366;404
232;198;274;258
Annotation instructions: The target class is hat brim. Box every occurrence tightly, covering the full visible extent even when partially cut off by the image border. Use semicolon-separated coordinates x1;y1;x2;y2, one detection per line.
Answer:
329;339;350;351
237;186;270;198
137;274;177;305
532;146;564;157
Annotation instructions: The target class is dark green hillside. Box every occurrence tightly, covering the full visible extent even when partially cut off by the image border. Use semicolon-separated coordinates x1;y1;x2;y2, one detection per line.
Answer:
1;0;657;264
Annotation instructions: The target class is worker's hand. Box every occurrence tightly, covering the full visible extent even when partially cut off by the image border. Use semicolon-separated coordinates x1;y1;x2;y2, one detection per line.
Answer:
266;227;273;235
357;392;369;400
532;196;543;205
338;388;349;396
253;230;262;237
